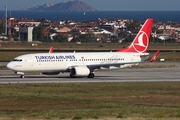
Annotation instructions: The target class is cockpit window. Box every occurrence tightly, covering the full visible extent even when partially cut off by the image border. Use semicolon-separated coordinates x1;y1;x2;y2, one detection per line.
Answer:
12;59;22;62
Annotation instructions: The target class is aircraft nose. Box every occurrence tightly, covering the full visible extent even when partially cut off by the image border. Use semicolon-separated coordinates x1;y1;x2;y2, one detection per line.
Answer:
6;62;13;70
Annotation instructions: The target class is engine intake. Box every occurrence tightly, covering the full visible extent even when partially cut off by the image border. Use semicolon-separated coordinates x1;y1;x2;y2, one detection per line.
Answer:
70;66;90;77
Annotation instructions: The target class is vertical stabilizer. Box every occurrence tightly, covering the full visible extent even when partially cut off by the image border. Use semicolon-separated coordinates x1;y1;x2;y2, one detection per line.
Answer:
117;18;153;53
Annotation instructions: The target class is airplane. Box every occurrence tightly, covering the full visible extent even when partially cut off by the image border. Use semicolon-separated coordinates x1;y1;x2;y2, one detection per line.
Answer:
7;18;153;79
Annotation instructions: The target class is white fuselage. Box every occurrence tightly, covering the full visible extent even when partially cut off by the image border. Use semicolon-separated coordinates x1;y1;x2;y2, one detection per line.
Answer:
7;52;149;73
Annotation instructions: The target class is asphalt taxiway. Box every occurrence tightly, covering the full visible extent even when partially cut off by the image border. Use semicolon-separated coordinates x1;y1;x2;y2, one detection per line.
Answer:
0;62;180;84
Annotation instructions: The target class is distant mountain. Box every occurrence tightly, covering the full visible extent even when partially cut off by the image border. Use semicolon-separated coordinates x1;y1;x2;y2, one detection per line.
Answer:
27;0;97;12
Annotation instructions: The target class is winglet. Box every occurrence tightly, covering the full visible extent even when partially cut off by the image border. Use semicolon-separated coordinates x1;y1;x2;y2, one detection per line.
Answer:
150;50;160;62
49;46;54;53
117;18;153;53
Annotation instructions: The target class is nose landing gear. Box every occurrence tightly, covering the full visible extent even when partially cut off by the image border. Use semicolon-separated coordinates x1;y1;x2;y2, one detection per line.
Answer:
20;75;25;79
16;72;25;79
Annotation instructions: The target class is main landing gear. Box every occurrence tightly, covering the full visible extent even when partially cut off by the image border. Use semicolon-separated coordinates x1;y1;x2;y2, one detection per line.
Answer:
70;72;95;78
87;73;95;78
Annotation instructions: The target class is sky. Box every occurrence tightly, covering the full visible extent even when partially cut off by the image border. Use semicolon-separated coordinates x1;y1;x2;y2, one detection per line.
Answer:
0;0;180;11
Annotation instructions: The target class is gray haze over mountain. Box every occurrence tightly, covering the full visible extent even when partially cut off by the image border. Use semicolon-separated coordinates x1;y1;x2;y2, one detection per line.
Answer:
27;1;97;11
0;0;180;11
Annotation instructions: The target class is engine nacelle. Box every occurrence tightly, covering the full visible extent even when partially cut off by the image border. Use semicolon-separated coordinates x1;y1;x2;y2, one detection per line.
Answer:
70;66;90;77
42;72;60;75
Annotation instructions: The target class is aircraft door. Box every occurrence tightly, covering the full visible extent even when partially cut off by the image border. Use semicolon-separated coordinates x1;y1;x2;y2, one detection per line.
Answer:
130;55;133;61
28;56;34;66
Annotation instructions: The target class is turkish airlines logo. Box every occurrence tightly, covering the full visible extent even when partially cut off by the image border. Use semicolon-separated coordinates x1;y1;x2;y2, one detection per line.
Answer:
133;31;149;53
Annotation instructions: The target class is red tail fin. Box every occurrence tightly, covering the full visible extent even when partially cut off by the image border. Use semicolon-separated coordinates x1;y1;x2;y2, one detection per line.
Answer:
49;46;54;53
117;18;153;53
150;50;160;62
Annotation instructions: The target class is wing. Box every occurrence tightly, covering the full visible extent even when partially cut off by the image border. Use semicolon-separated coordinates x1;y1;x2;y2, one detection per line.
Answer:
86;62;141;71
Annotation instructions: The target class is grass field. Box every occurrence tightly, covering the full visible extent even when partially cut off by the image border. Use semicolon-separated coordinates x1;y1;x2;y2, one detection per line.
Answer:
1;42;180;50
0;83;180;120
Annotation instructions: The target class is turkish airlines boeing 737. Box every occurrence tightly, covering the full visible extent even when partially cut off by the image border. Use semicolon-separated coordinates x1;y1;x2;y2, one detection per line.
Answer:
7;18;153;79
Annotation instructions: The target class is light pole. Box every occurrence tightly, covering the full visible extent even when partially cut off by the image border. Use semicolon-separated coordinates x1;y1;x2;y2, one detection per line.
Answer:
5;5;7;36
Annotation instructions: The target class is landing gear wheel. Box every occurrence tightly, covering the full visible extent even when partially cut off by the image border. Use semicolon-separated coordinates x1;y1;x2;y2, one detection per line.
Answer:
20;75;25;79
87;73;95;78
70;74;76;78
70;74;73;78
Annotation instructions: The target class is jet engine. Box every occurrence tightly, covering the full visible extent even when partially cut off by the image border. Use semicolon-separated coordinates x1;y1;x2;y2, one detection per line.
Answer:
70;66;90;77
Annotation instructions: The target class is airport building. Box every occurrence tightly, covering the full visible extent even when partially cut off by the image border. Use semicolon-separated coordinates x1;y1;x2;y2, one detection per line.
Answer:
19;26;34;42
